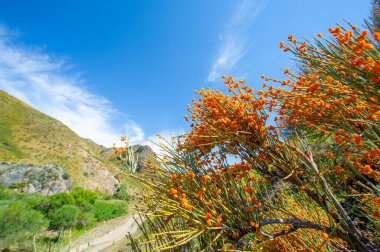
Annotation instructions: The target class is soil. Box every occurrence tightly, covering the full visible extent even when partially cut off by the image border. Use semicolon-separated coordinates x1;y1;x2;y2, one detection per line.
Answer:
62;212;142;252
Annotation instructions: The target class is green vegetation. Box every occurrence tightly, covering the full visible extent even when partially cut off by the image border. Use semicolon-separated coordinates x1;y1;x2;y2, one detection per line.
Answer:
0;202;47;244
49;205;81;230
0;186;129;251
114;183;132;201
0;90;146;251
94;201;127;221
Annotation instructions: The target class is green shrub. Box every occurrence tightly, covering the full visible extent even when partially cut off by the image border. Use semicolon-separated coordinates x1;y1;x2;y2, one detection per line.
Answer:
94;201;127;221
8;181;28;189
0;202;47;240
62;172;70;180
0;185;20;200
71;187;97;206
76;211;95;229
114;183;131;201
0;199;11;207
81;201;96;214
49;204;79;230
101;194;115;200
24;193;47;207
49;192;75;209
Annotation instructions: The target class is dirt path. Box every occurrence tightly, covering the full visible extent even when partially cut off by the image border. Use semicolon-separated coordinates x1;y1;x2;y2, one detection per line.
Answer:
62;213;142;252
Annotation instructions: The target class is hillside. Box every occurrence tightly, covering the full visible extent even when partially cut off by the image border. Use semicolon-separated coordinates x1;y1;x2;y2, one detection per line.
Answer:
0;90;120;193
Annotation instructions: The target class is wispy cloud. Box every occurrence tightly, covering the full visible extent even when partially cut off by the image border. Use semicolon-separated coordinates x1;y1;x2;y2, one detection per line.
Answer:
0;25;144;147
207;0;267;82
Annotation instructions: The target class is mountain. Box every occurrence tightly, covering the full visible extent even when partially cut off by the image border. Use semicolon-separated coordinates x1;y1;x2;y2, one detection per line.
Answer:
101;144;156;173
0;90;121;193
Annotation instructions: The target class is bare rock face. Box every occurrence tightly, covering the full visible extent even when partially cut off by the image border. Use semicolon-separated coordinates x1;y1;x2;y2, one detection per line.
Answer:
0;161;72;196
131;145;155;173
78;148;120;194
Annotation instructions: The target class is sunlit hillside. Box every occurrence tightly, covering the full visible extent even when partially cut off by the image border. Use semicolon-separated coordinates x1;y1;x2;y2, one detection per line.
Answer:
0;90;120;193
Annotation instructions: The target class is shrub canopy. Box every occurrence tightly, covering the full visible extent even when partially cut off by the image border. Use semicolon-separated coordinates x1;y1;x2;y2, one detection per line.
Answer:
117;22;380;252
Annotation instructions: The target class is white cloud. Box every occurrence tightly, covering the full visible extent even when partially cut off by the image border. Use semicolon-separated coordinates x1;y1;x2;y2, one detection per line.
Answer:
208;0;267;82
0;25;144;147
123;120;145;145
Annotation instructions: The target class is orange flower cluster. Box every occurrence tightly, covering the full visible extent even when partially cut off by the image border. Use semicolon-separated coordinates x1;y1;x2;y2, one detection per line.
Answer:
113;135;129;156
263;25;380;182
123;24;379;252
182;81;267;155
180;76;290;176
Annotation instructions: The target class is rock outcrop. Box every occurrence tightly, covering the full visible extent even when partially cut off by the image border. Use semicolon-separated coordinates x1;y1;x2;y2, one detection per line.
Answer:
78;148;120;194
131;145;155;173
0;161;72;196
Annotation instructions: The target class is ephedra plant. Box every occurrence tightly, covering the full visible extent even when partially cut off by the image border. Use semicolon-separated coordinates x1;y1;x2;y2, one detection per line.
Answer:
115;22;380;252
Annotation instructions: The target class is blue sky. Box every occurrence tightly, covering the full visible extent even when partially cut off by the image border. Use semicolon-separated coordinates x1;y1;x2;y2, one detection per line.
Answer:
0;0;372;148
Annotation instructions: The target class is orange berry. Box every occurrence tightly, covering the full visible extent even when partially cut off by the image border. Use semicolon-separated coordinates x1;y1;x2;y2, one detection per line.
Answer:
188;171;195;180
373;32;380;41
322;232;329;239
200;175;211;182
171;173;177;181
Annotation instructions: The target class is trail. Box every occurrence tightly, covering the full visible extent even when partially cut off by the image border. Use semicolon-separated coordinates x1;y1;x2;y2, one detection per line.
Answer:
62;213;142;252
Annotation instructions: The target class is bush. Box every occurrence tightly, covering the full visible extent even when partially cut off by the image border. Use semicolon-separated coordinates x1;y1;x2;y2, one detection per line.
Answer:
76;211;95;229
101;194;115;200
8;181;28;189
49;204;79;230
49;192;75;209
62;172;70;180
24;193;49;209
121;22;380;251
0;202;47;241
94;201;127;221
0;185;20;200
71;187;97;206
114;183;131;201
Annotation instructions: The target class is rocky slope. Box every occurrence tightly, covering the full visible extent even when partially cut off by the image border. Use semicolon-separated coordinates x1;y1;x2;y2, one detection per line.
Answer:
0;161;72;195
